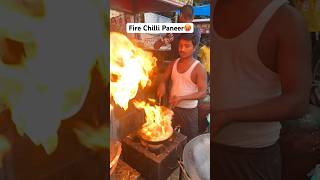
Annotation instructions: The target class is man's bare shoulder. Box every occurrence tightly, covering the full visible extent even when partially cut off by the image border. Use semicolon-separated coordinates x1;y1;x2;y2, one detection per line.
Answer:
272;4;308;38
195;61;206;74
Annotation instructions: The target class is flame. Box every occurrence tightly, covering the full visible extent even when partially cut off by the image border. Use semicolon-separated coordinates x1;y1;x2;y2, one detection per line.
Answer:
0;0;107;154
110;141;121;169
74;125;108;150
134;100;173;142
110;32;157;110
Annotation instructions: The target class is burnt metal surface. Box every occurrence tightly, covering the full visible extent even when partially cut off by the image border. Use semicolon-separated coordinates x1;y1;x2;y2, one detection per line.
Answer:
122;131;187;180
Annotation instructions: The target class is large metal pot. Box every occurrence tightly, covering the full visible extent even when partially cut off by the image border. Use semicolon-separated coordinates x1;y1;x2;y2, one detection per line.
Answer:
180;133;210;180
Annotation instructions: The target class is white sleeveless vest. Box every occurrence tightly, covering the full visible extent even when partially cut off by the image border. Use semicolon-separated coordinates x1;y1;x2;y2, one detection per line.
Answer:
213;0;288;147
170;58;199;109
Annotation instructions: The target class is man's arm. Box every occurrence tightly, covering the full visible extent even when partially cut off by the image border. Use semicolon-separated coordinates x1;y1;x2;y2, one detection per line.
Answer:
180;64;208;100
159;61;174;84
157;61;174;98
215;6;312;125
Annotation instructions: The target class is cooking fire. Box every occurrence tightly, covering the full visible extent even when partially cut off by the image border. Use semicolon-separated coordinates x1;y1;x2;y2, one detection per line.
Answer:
134;100;173;143
110;32;184;179
110;32;174;142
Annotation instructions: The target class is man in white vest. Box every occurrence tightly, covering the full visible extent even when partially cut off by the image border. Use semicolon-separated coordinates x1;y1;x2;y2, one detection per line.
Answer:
157;33;207;141
213;0;312;179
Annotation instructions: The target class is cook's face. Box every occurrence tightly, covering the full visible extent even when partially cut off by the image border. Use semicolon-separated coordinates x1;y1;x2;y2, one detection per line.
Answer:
178;39;194;58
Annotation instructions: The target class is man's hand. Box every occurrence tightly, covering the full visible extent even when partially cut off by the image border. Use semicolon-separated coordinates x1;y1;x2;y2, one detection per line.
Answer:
169;96;183;108
157;83;166;98
212;111;232;138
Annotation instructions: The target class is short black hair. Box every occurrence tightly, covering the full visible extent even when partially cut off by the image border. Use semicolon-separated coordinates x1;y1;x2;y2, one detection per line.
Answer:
180;5;194;19
179;33;197;47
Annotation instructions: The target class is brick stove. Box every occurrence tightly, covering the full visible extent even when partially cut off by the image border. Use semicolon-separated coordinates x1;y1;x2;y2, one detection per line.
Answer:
122;131;187;180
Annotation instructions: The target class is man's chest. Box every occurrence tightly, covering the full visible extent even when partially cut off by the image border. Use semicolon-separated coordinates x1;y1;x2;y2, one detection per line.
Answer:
176;62;198;83
214;2;279;73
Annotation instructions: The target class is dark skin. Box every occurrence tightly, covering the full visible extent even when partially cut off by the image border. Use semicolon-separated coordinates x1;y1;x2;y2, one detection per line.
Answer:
157;39;207;107
213;0;312;137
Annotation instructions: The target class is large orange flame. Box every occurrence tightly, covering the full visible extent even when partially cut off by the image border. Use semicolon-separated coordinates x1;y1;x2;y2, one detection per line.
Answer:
110;32;157;110
134;100;173;142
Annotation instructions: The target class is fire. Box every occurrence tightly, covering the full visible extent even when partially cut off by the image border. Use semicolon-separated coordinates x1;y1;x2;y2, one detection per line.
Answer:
109;33;172;141
110;141;121;169
110;32;157;110
134;100;173;142
74;125;108;150
0;0;106;154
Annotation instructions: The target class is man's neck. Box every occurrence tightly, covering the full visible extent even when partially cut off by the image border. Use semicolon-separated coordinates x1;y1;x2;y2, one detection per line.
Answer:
180;57;193;63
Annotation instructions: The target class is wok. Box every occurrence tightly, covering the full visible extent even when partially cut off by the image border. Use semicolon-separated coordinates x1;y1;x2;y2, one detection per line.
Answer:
137;126;173;144
181;133;210;180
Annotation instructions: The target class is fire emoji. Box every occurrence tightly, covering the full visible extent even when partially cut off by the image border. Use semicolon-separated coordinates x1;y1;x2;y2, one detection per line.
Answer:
110;32;157;110
134;100;173;142
185;24;192;32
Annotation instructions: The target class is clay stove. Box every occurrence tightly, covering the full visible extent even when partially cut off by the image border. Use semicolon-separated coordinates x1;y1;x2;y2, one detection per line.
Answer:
122;131;187;180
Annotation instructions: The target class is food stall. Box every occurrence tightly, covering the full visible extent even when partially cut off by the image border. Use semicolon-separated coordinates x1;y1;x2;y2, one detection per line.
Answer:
110;0;189;63
109;1;202;180
110;0;189;13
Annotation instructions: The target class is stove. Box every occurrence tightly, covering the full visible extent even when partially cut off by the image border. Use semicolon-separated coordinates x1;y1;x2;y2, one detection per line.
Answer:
122;131;187;180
